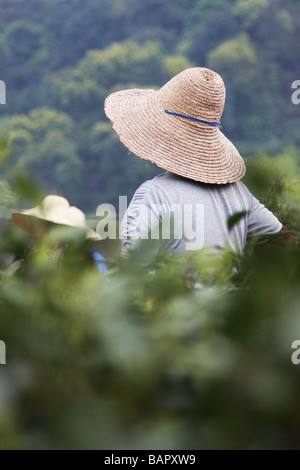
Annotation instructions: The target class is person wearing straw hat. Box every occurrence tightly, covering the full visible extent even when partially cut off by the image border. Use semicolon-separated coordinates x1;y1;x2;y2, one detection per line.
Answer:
105;67;287;255
12;195;101;241
11;195;107;274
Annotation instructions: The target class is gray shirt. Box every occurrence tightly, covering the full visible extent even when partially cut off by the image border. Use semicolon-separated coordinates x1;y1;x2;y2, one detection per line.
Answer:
121;171;282;255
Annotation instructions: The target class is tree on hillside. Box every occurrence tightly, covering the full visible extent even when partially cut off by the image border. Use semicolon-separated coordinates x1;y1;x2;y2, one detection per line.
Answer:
3;108;83;202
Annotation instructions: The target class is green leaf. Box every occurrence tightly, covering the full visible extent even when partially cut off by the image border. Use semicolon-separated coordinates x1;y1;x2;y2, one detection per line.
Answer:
12;174;44;204
227;211;248;230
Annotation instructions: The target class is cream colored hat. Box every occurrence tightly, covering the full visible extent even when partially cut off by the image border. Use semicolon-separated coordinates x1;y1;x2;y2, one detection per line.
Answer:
11;195;101;240
105;67;246;184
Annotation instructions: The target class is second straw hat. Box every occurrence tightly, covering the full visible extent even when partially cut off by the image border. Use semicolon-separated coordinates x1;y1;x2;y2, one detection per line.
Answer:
105;67;246;184
11;195;101;240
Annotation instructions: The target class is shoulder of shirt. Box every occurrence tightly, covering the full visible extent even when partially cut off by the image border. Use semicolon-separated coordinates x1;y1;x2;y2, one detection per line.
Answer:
134;172;172;205
137;172;170;201
233;180;259;211
234;180;253;198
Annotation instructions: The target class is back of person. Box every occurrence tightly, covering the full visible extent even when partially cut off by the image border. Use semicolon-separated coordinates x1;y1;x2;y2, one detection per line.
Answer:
121;172;282;255
105;67;284;257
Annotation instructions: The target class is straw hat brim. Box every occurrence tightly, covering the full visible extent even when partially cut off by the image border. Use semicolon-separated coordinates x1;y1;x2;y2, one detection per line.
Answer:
105;89;246;184
11;213;101;241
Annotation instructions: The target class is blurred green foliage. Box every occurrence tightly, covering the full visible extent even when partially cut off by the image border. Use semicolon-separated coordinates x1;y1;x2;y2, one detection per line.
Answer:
0;153;300;450
0;0;299;210
0;179;16;218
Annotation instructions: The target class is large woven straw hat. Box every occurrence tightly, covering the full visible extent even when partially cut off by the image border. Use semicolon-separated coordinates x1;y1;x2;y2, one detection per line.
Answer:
105;67;246;184
11;195;101;240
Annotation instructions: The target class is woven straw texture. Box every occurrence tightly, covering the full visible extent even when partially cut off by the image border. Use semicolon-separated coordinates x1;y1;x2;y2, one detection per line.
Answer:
105;67;246;184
